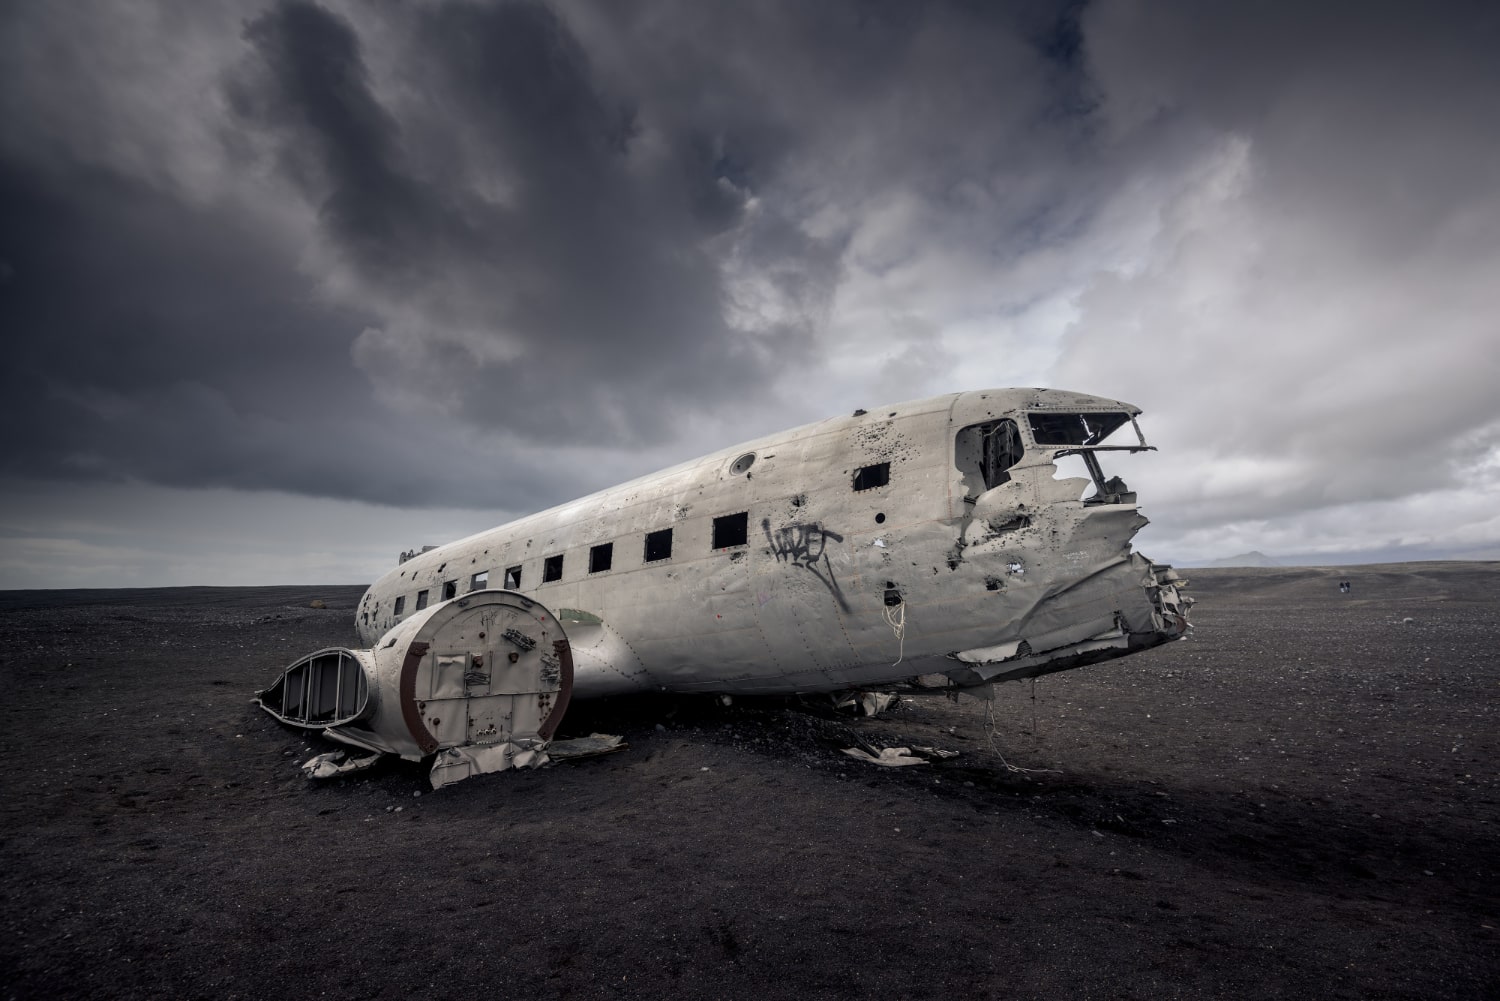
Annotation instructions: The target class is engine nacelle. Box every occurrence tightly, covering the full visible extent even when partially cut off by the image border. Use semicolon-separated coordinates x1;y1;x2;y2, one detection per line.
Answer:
255;590;572;787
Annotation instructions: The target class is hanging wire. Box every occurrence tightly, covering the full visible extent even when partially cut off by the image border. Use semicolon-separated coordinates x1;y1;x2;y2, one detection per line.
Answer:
983;688;1059;775
882;601;906;665
1031;676;1039;748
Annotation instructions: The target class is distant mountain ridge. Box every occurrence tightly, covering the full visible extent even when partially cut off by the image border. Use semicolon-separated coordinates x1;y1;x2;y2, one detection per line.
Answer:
1200;551;1283;568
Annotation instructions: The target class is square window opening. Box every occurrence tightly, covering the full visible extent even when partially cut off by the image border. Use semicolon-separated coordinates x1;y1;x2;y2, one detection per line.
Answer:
712;512;749;549
393;595;406;616
470;570;489;591
415;589;430;611
543;555;564;583
442;580;457;601
503;565;522;589
852;462;890;491
644;527;673;563
589;542;614;573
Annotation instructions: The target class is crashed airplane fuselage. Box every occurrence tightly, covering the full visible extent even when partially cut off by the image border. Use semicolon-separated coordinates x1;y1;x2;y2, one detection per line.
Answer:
257;388;1191;786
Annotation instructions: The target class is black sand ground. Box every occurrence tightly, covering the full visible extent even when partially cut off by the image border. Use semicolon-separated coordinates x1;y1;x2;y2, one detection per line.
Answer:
1;564;1496;1000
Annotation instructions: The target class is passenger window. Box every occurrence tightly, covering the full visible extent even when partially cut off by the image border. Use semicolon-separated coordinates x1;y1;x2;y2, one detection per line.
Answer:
470;570;488;591
644;528;673;563
589;543;613;573
394;595;405;616
543;555;564;583
442;580;457;601
852;462;890;491
712;512;749;549
415;589;430;610
504;565;522;589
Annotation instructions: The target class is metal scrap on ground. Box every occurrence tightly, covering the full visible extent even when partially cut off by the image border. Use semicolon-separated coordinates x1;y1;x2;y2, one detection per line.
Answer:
841;745;961;767
548;734;628;761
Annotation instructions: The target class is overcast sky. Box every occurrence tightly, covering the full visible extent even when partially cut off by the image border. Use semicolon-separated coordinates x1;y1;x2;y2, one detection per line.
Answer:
3;0;1498;588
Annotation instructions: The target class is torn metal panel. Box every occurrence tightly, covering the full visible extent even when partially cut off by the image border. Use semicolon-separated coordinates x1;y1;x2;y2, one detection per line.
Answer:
429;740;549;790
302;749;382;780
945;554;1191;686
548;733;628;760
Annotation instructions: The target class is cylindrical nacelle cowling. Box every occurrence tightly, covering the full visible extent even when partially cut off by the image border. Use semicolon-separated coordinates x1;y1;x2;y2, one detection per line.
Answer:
255;590;572;764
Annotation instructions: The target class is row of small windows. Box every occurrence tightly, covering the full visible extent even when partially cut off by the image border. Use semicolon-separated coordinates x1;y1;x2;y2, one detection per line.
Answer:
389;522;683;617
385;461;891;616
542;514;706;584
386;510;742;614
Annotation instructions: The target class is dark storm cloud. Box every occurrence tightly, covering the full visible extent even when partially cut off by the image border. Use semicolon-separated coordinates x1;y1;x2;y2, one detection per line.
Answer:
4;0;1497;583
1;0;1095;516
0;157;350;479
224;0;819;446
0;0;849;511
0;154;603;510
225;0;463;280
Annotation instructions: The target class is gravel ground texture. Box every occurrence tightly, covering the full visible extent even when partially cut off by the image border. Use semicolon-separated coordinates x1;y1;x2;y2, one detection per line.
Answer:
1;563;1496;1000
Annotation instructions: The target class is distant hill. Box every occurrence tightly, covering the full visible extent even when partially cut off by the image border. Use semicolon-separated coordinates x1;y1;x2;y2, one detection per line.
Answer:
1200;551;1283;568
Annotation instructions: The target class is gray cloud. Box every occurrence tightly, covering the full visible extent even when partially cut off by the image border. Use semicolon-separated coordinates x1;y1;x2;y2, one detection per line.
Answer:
227;1;461;280
225;0;831;446
0;150;601;511
1053;0;1500;560
2;0;1496;585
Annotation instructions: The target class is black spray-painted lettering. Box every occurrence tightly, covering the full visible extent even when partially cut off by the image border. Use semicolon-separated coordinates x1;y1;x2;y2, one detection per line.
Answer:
763;519;849;611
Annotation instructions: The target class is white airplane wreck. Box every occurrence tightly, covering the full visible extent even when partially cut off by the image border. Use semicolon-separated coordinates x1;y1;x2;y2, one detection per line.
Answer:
256;388;1192;787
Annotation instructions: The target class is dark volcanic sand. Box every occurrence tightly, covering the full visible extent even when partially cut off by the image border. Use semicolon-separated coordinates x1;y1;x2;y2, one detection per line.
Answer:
1;565;1496;1000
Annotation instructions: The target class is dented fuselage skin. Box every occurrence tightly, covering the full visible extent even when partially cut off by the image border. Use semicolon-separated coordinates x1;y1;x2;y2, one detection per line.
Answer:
354;388;1191;698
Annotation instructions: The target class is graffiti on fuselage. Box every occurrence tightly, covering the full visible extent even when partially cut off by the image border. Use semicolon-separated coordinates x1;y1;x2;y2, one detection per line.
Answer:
762;518;849;611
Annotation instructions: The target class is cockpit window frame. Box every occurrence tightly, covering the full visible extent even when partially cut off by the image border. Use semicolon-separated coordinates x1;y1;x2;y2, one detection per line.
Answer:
1027;411;1136;448
1030;412;1155;507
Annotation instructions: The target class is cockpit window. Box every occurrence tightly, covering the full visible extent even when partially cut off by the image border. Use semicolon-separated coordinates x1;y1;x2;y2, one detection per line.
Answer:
956;419;1023;493
1028;411;1132;447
